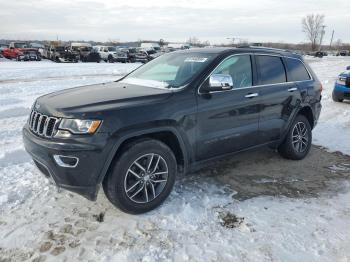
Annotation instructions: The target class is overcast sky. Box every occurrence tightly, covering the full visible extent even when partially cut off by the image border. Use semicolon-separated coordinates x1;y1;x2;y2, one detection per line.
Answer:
1;0;349;44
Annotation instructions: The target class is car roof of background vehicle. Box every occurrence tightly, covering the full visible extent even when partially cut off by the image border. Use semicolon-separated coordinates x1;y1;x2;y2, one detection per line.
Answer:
176;46;302;60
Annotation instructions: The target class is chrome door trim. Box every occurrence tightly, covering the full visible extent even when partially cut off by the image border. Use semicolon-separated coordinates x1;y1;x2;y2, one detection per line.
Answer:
288;87;298;92
245;93;259;98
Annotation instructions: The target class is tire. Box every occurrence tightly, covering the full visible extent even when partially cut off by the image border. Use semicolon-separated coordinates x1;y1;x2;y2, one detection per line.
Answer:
332;92;343;102
103;139;177;214
278;115;312;160
108;55;114;63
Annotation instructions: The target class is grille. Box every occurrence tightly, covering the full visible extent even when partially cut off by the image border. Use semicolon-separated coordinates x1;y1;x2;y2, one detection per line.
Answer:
28;110;59;137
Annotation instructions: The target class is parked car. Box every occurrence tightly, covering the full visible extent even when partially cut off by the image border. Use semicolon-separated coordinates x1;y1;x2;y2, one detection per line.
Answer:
140;48;162;61
47;45;79;63
81;48;101;63
17;50;41;61
314;51;327;58
69;43;92;62
128;47;148;63
2;42;40;60
332;67;350;102
29;43;46;58
337;50;349;56
23;47;322;214
93;46;125;63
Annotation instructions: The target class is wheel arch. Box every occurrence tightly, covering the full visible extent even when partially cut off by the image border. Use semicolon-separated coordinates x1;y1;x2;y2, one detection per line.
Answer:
297;105;315;129
97;127;189;185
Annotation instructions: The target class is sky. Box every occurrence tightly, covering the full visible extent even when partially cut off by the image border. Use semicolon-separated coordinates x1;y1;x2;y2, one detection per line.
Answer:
0;0;349;44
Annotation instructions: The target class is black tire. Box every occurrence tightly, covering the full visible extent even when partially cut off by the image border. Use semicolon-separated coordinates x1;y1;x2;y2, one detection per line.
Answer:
278;115;312;160
332;92;343;102
103;139;177;214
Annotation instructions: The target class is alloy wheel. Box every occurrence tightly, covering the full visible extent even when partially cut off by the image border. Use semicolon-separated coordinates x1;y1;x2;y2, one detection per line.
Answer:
292;121;309;153
124;153;168;204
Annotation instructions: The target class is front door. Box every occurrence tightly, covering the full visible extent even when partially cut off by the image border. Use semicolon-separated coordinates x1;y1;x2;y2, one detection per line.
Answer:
196;54;261;161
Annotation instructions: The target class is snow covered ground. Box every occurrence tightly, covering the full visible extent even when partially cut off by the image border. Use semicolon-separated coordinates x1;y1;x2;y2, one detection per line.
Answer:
309;56;350;155
0;58;350;261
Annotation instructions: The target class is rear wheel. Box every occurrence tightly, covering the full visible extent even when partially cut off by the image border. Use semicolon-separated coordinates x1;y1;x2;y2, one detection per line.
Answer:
278;115;312;160
103;139;177;214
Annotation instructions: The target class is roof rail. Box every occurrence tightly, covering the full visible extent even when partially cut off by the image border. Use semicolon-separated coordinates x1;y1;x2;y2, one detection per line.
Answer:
237;45;291;53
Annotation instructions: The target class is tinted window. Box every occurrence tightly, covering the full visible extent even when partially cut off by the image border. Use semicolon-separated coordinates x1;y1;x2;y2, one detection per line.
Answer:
256;56;286;85
213;55;252;88
285;58;311;81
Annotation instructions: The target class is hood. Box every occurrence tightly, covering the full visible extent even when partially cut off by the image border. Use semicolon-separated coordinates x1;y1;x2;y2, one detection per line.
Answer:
36;81;173;117
340;70;350;77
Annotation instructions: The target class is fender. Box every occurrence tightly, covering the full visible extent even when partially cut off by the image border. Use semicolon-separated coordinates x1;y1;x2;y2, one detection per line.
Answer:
96;126;190;185
279;103;314;144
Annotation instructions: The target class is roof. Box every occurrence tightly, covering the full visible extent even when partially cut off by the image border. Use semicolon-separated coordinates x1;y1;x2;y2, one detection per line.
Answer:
177;46;302;59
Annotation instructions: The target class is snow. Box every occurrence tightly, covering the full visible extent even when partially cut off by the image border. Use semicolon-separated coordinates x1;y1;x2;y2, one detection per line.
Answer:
310;56;350;155
0;57;350;261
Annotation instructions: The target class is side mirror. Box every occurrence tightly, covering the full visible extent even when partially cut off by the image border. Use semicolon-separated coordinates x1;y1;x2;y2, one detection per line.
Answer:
209;74;233;91
346;66;350;70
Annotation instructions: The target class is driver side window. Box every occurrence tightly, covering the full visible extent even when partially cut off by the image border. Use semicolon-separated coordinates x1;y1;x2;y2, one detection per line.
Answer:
213;55;252;88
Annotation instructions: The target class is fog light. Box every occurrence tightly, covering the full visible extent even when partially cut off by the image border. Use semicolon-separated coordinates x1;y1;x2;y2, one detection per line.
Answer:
53;155;79;168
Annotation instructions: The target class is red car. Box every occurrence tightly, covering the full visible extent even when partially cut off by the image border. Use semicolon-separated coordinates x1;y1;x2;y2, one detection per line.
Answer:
2;42;39;60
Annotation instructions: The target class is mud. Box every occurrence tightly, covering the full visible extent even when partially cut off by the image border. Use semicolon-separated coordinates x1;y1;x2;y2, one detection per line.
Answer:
193;145;350;200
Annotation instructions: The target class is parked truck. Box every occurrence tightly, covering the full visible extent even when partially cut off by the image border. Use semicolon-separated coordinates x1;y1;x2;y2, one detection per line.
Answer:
2;42;40;60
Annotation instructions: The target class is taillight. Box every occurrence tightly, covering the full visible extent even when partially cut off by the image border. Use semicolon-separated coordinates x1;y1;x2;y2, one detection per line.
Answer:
320;84;323;93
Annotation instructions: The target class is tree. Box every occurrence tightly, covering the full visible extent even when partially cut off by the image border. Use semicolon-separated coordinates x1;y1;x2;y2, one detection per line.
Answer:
187;37;200;47
159;39;165;47
301;14;325;51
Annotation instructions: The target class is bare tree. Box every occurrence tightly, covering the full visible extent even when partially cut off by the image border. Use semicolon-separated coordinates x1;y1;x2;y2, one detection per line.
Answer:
301;14;325;51
187;37;201;46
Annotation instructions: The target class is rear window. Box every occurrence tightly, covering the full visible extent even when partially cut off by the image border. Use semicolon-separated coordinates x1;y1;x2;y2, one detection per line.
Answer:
256;55;286;85
285;58;311;81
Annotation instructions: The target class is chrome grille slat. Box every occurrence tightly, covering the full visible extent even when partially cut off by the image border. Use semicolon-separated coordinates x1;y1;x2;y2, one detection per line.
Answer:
28;110;58;138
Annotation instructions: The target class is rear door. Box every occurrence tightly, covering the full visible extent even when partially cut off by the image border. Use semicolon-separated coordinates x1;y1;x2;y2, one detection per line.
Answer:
284;56;313;99
255;55;300;144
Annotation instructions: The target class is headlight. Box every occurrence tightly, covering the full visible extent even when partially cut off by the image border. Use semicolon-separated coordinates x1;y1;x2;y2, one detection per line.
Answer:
58;119;101;134
336;76;346;85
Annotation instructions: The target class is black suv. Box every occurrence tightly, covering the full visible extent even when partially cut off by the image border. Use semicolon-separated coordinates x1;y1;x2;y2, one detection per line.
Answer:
23;47;322;214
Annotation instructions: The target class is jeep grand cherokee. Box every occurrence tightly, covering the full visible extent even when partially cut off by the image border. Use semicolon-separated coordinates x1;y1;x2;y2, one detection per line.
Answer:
23;47;322;214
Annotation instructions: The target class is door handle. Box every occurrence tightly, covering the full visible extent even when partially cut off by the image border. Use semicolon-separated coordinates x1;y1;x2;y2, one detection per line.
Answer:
288;87;298;92
245;93;259;98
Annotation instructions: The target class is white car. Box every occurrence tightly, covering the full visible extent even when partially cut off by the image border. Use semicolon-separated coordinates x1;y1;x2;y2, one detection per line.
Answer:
93;46;127;62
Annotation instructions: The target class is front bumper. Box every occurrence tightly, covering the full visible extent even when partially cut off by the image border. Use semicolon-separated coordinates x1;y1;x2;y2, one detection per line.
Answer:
333;83;350;100
22;125;112;200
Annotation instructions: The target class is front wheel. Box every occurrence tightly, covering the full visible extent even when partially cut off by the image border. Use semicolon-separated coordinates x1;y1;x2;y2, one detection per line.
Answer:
103;139;177;214
278;115;312;160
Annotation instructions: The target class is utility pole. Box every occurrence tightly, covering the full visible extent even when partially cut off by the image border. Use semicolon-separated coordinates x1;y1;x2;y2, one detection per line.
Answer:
226;37;236;46
319;25;326;51
329;30;334;49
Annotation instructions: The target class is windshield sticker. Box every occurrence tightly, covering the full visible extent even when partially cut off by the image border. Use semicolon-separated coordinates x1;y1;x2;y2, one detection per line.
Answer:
184;57;208;63
120;78;170;89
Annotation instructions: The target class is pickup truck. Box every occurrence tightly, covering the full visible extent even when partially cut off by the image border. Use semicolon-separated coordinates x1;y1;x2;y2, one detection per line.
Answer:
2;42;39;60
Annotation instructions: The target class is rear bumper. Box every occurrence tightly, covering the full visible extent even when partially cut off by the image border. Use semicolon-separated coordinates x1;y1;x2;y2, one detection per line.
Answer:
333;83;350;99
22;125;112;200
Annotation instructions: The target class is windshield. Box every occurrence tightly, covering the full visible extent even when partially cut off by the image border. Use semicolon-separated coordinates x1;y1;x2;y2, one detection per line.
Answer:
107;47;116;52
121;52;215;88
14;43;27;48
